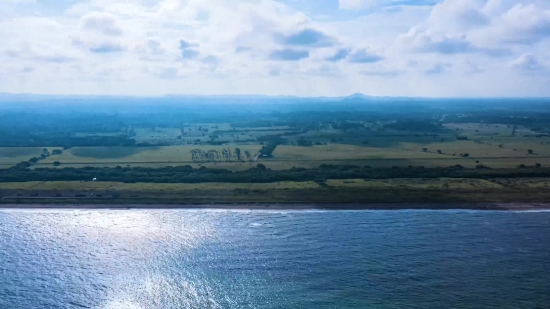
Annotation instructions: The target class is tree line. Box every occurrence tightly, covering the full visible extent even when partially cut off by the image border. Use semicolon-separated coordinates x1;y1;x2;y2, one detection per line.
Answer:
2;163;550;184
190;148;252;162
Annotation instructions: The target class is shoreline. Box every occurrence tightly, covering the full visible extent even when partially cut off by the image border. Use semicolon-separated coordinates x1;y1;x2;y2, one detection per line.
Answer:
4;178;550;209
1;202;549;211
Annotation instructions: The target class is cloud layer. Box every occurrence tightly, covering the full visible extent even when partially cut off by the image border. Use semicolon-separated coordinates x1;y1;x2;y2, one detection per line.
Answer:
0;0;549;97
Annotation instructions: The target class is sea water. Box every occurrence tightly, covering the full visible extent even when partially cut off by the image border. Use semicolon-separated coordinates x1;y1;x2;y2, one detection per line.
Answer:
0;208;549;308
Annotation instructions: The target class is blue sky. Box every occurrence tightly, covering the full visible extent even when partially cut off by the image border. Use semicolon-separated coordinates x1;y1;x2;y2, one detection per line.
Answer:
0;0;549;97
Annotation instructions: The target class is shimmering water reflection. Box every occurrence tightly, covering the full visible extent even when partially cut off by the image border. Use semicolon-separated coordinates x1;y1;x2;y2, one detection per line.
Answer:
1;209;549;308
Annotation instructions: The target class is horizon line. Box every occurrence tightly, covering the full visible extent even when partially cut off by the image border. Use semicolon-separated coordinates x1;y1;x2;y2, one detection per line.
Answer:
1;92;550;100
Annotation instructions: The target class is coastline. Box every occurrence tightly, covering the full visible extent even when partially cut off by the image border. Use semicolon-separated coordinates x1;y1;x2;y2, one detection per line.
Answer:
3;178;550;210
1;202;549;211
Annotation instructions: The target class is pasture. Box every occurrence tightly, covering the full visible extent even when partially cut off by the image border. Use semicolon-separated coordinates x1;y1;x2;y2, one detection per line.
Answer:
0;180;320;191
0;147;63;168
2;120;550;171
4;178;550;192
37;145;263;166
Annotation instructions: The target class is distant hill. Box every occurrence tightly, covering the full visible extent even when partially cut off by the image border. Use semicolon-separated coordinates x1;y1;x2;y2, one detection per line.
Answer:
345;93;372;100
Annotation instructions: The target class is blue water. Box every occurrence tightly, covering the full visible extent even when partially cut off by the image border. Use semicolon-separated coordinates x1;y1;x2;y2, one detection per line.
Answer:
1;209;549;309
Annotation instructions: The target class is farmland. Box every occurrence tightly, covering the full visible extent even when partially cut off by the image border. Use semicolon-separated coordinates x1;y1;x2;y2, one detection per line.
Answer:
2;96;550;206
3;178;550;208
0;124;548;170
36;145;262;167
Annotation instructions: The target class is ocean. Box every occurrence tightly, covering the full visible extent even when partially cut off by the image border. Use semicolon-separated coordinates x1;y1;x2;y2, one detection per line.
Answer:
0;208;549;308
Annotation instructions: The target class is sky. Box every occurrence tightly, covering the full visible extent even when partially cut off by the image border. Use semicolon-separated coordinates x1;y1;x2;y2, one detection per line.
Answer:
0;0;549;97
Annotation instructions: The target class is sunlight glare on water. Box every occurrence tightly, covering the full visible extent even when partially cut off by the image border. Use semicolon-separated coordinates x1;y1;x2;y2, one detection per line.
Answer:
1;209;549;309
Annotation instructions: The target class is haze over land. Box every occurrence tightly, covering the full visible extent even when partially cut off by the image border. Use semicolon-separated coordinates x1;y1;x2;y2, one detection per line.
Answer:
2;1;550;208
1;0;550;97
0;94;549;208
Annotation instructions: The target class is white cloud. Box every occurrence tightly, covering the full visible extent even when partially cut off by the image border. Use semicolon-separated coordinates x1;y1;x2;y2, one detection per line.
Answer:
0;0;549;97
338;0;378;10
80;12;122;36
511;53;546;72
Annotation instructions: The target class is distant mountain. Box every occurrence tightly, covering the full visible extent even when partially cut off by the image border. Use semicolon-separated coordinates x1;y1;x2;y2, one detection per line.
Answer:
345;93;372;100
164;94;300;99
1;92;545;103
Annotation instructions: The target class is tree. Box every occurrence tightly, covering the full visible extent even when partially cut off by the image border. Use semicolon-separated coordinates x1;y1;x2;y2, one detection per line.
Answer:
234;148;242;161
437;150;442;154
52;149;63;155
190;150;198;162
29;157;39;163
256;163;267;171
226;148;233;161
422;148;428;152
244;150;251;160
53;161;61;166
222;149;230;161
207;150;218;162
528;149;533;154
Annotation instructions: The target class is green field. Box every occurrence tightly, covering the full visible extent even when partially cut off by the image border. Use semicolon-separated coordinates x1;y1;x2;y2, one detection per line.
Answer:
4;178;549;192
1;121;550;171
0;180;320;191
0;147;62;168
37;145;262;165
2;139;550;170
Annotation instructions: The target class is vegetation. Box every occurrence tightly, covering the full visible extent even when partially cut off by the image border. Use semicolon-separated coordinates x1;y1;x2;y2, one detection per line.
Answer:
2;97;550;205
2;163;550;184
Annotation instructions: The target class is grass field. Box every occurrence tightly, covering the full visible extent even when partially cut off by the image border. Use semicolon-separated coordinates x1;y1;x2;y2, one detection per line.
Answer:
3;139;550;170
38;145;263;165
326;178;503;189
134;127;182;144
0;181;320;191
3;178;550;192
0;147;62;168
2;121;550;171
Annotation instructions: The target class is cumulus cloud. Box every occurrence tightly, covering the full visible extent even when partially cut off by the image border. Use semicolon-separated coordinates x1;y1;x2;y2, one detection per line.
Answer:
338;0;378;10
326;49;349;62
511;53;545;72
179;39;199;59
1;0;550;96
494;3;550;45
269;49;309;61
348;49;383;63
396;29;511;56
72;36;125;53
181;49;199;59
428;0;490;31
80;12;122;36
2;41;78;63
146;40;165;55
158;67;180;79
34;54;77;63
463;61;484;75
426;63;452;75
275;28;335;47
362;70;401;77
